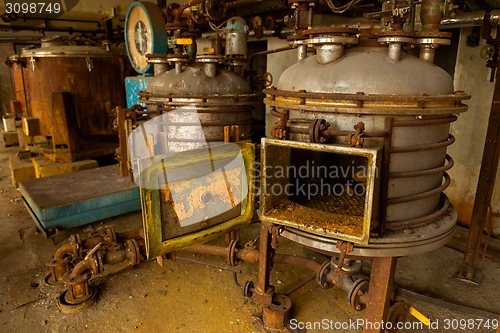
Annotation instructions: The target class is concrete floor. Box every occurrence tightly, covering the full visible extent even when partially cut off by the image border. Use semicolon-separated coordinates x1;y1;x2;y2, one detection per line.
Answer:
0;131;499;333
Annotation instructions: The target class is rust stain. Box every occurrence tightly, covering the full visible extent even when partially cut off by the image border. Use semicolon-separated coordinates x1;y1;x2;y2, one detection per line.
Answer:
161;167;243;221
266;197;364;237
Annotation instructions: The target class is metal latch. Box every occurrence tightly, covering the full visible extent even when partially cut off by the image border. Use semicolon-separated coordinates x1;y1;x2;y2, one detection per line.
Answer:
85;57;93;72
30;57;36;71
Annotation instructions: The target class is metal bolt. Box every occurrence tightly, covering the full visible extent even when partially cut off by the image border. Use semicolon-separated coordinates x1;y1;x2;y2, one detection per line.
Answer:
357;290;363;296
355;305;361;310
443;215;451;221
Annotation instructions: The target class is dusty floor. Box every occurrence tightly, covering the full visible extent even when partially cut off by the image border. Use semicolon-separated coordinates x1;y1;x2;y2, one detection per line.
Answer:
0;130;499;333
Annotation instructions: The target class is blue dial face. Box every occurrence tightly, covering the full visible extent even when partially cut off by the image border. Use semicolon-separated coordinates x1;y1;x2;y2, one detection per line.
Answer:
134;21;148;55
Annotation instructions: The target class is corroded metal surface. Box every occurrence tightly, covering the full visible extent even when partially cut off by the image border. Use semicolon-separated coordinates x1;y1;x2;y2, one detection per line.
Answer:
263;88;470;115
141;141;255;259
281;198;457;257
262;294;292;330
363;257;397;333
22;50;126;137
17;44;127;161
260;138;381;245
139;65;258;152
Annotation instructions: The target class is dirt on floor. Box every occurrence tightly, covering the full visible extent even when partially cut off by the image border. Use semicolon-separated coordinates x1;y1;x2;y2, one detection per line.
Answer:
0;130;499;333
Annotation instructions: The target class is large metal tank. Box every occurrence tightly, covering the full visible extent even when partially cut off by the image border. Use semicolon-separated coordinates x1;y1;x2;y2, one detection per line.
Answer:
262;29;470;256
19;42;127;162
140;55;257;152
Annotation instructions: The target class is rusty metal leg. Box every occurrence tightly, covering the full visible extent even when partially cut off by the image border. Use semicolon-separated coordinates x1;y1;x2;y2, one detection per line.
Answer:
363;257;397;333
497;314;500;333
254;221;274;305
116;106;129;178
460;66;500;281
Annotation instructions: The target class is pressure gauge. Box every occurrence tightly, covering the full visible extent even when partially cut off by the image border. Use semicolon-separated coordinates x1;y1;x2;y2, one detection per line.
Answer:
125;2;167;74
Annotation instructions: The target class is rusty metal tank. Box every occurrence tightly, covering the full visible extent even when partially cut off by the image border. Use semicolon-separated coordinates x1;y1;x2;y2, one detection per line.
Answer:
140;54;257;152
19;41;127;162
262;29;470;256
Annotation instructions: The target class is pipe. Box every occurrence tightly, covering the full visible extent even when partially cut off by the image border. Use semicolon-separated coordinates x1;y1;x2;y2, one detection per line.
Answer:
183;243;322;273
419;45;436;63
0;24;105;34
54;244;74;261
248;46;294;71
440;10;500;28
184;243;228;256
421;0;444;32
116;229;144;241
316;44;344;64
273;254;322;273
68;259;94;279
174;0;206;23
387;42;402;63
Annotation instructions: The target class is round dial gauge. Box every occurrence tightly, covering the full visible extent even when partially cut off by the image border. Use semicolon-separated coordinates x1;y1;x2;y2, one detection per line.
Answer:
125;2;167;74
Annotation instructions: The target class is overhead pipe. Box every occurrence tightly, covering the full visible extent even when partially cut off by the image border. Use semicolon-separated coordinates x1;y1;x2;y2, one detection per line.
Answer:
440;9;500;28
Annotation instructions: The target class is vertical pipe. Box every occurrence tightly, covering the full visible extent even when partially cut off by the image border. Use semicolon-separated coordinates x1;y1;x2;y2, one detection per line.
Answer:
387;43;402;63
297;44;307;60
421;0;443;32
419;45;436;63
256;222;274;304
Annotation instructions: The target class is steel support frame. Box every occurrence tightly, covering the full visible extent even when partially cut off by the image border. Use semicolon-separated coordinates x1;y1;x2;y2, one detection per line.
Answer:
460;67;500;281
363;257;397;333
